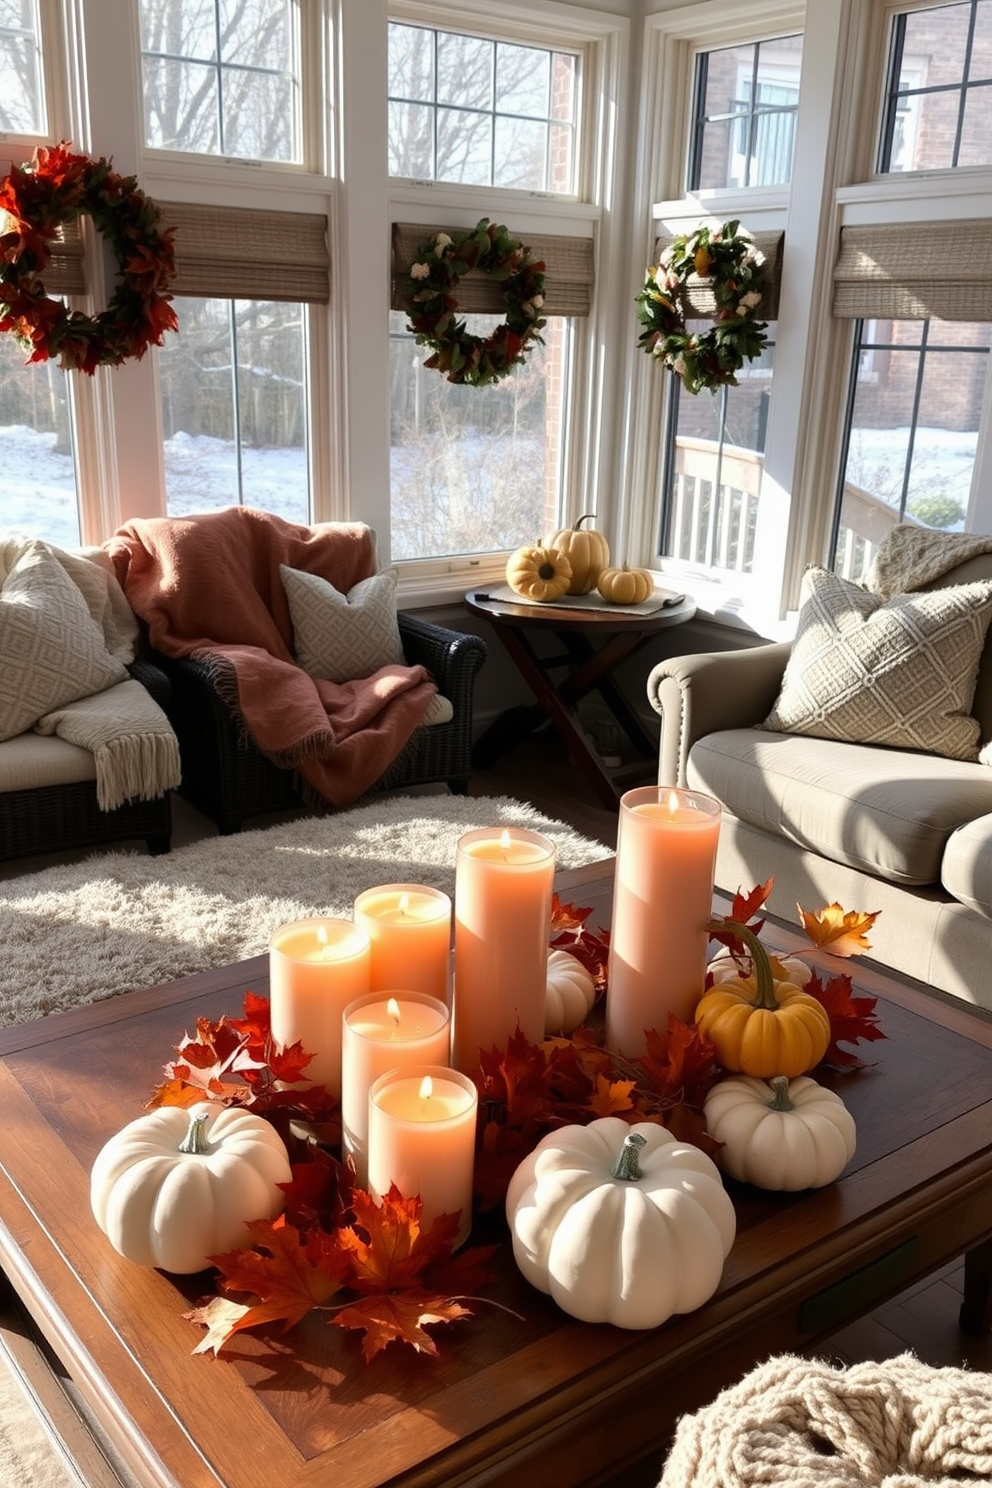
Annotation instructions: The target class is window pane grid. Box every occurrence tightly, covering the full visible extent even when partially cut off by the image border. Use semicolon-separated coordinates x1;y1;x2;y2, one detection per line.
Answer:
880;0;992;171
0;0;45;135
688;35;802;191
388;21;578;193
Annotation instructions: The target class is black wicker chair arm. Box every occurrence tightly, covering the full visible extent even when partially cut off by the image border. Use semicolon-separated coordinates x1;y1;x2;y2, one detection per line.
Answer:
126;657;172;709
398;611;487;693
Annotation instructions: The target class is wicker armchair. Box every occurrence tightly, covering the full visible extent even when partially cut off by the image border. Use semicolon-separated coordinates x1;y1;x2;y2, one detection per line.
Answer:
151;612;487;834
0;659;173;865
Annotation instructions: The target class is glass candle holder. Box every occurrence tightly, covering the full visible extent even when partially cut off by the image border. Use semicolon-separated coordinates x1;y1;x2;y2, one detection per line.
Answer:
452;826;556;1072
605;786;721;1056
341;991;451;1187
367;1065;478;1248
269;917;371;1096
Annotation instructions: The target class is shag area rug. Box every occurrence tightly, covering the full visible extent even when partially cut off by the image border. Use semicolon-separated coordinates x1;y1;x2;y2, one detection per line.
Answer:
0;794;610;1027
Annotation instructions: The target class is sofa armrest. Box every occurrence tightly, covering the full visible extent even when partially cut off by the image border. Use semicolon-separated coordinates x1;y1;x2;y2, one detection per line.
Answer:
398;612;487;709
648;641;791;787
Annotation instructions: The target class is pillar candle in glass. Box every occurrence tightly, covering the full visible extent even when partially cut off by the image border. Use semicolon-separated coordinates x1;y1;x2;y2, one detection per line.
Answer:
606;786;721;1057
352;884;452;1000
341;991;451;1186
269;917;371;1096
452;827;556;1072
367;1066;478;1248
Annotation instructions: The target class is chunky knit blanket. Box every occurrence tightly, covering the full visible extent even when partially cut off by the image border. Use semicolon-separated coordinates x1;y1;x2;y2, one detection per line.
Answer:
107;507;437;809
659;1352;992;1488
865;524;992;598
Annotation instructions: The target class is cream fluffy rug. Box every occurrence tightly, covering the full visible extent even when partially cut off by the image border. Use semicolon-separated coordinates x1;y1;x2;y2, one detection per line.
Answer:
0;794;610;1026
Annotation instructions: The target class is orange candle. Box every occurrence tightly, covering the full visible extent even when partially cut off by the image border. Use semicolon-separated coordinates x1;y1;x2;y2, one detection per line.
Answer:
452;827;556;1072
341;991;451;1186
269;917;371;1096
352;884;452;1000
367;1066;478;1247
606;786;721;1056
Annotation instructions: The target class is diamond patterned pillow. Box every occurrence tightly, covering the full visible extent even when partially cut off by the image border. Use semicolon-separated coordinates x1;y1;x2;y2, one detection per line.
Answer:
764;566;992;761
0;542;128;743
281;565;405;684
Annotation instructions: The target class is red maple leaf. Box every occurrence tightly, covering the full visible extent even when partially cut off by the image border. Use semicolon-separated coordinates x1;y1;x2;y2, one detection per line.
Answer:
806;970;887;1069
636;1016;720;1113
549;895;610;995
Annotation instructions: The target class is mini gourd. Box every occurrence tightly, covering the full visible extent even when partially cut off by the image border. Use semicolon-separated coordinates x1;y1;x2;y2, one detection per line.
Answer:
90;1101;292;1274
505;1116;736;1329
506;543;573;603
544;514;610;594
545;948;596;1034
597;563;654;605
695;919;831;1078
704;1074;857;1190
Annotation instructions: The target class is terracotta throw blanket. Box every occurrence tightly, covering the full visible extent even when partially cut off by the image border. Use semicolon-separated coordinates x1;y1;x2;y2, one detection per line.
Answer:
107;508;438;809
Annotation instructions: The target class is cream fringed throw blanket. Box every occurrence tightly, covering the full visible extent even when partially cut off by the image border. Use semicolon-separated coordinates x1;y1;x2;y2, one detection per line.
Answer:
0;539;180;811
658;1353;992;1488
107;507;438;809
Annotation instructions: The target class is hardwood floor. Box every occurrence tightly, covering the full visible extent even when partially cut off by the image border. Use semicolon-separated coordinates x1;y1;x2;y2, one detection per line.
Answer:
475;724;992;1488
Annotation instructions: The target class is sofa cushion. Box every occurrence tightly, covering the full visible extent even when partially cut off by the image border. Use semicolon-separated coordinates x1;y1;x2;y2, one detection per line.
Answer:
940;813;992;917
0;733;98;790
0;542;128;743
281;564;405;684
688;727;992;885
763;566;992;761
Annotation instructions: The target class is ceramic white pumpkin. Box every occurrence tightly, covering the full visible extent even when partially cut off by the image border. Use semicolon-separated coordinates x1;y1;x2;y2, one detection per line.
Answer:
505;1116;736;1329
545;949;596;1034
708;947;813;989
90;1101;293;1273
703;1074;856;1191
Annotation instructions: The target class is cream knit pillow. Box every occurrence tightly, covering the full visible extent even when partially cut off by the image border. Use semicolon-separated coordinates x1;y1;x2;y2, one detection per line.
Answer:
281;564;405;684
0;542;128;742
764;566;992;761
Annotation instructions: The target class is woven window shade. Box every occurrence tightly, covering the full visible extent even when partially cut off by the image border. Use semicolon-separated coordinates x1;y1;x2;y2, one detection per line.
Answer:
833;222;992;320
162;202;330;303
34;218;85;296
391;222;593;317
652;229;783;321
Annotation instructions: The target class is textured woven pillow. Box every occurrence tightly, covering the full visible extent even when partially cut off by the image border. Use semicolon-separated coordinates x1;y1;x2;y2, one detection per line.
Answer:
764;566;992;761
281;564;405;684
0;542;128;743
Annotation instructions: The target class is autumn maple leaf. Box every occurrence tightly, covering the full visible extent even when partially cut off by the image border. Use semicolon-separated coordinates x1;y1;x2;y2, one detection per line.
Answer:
637;1016;720;1112
587;1073;637;1117
186;1215;350;1356
806;970;886;1069
549;895;610;994
798;901;880;958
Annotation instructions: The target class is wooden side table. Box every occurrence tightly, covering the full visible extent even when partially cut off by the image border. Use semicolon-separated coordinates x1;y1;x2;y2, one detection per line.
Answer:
465;587;696;808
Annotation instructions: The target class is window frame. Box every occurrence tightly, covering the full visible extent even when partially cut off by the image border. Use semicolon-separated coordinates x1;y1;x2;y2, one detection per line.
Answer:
384;0;627;597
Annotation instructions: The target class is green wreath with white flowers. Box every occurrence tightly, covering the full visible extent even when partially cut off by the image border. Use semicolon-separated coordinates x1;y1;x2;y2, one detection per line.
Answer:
403;218;547;388
635;220;769;395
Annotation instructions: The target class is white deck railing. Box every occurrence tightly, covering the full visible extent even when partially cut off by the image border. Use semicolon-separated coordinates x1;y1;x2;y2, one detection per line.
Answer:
671;439;912;587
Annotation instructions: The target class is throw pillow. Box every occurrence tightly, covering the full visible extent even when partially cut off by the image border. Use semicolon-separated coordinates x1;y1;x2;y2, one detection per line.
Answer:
281;564;405;684
0;541;128;742
763;566;992;761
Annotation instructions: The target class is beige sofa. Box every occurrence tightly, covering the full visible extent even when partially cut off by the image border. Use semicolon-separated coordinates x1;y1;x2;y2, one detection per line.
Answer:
648;549;992;1010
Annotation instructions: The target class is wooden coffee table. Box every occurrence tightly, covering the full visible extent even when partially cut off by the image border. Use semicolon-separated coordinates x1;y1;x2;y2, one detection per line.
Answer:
0;857;990;1488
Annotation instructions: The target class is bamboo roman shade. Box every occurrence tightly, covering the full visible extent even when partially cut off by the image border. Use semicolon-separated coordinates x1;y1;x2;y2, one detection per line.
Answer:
391;222;594;317
833;221;992;321
36;219;85;296
652;230;784;321
156;202;330;303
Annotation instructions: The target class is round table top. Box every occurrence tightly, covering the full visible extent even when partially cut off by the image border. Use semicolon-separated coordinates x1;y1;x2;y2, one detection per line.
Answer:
464;586;697;633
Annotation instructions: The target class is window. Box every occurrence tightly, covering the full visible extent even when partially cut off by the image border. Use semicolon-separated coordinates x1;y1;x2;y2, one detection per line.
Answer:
0;334;79;547
880;0;992;172
158;298;310;522
138;0;301;162
386;12;604;570
0;0;45;135
831;318;989;582
388;22;579;193
688;35;802;191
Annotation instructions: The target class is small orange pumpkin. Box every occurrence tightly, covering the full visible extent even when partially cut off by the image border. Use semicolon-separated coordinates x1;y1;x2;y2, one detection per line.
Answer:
506;543;572;602
597;564;654;605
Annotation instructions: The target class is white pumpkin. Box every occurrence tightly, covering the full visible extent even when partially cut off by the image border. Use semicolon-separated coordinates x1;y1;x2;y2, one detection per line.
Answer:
545;949;596;1034
704;1074;856;1191
708;947;813;989
90;1101;293;1274
505;1116;736;1329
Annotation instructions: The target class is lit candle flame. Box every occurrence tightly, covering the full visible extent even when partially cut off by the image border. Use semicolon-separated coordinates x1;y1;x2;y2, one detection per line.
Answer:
316;924;329;945
419;1075;433;1102
398;892;410;920
666;789;681;814
500;828;512;860
315;923;335;960
387;997;401;1026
